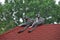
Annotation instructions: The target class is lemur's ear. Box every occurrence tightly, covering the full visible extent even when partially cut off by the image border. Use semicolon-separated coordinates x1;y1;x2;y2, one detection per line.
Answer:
36;13;40;17
23;16;28;19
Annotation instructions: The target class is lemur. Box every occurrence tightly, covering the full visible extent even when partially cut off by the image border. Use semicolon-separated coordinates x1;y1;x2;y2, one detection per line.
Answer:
28;13;45;33
18;16;34;33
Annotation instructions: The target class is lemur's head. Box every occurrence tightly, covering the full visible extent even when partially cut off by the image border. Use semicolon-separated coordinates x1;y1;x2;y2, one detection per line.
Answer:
23;16;29;20
36;13;40;18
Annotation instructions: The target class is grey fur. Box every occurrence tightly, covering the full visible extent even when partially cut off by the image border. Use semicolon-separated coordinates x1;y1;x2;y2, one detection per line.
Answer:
28;15;45;33
18;17;34;33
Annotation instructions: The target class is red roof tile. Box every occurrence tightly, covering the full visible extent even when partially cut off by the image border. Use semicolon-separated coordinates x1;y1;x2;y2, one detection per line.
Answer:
0;24;60;40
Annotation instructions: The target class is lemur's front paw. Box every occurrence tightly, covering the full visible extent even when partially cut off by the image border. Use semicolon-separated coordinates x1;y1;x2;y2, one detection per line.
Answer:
29;26;32;28
18;30;24;33
28;30;32;33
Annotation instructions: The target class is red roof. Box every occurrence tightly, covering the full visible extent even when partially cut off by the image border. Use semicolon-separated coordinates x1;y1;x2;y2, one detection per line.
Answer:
0;24;60;40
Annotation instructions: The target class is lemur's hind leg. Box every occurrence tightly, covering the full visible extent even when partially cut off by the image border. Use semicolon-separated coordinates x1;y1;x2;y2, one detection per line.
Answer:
18;25;29;33
28;23;42;33
28;25;38;33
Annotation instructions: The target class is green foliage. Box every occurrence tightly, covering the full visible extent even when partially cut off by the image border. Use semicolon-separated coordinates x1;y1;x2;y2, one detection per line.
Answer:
0;0;60;34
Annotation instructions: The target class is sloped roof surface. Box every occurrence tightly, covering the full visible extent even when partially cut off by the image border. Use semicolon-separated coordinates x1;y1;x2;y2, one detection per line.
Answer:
0;24;60;40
